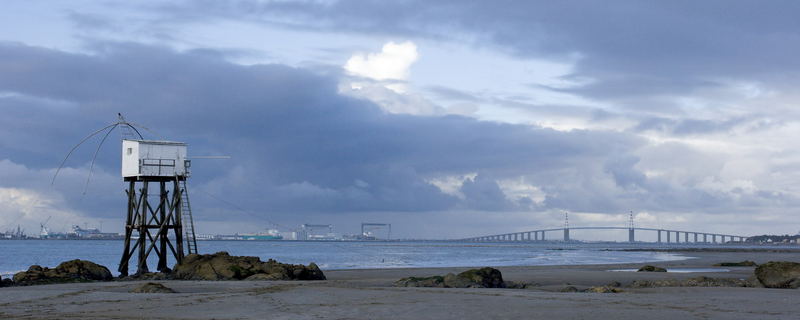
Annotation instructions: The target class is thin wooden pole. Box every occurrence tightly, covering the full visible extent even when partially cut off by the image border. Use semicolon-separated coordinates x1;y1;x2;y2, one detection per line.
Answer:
158;181;168;271
118;180;135;276
137;181;149;274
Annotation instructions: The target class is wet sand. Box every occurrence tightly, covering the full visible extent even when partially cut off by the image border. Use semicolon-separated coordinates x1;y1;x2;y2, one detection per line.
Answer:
1;249;799;319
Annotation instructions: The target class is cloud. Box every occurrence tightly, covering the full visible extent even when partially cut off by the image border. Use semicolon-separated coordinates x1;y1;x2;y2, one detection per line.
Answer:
163;1;800;128
344;41;418;82
0;159;116;234
340;41;442;115
0;43;633;213
0;187;86;236
1;40;798;237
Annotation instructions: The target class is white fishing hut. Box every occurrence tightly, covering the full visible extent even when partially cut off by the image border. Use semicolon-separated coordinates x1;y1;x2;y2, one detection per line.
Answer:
121;139;189;180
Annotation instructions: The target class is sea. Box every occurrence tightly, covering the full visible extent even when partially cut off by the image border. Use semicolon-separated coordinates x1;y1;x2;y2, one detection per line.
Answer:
0;240;710;278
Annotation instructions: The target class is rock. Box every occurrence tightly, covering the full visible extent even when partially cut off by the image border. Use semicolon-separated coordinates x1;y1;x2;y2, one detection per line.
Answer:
745;275;765;288
441;273;474;288
245;273;287;281
683;276;748;287
637;265;667;272
629;279;680;288
559;286;579;292
394;267;505;288
446;267;505;288
754;261;800;289
713;261;758;267
606;281;622;288
394;276;445;287
629;276;749;288
0;275;11;287
119;272;171;281
55;260;113;280
172;252;262;280
130;282;176;293
12;260;112;286
585;286;622;293
171;252;326;281
504;281;539;289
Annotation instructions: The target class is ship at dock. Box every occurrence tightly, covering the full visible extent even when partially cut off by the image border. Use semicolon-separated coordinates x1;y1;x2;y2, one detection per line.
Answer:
239;229;283;240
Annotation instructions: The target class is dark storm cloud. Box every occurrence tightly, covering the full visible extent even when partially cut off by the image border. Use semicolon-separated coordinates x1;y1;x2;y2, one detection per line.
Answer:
160;0;800;101
0;42;654;220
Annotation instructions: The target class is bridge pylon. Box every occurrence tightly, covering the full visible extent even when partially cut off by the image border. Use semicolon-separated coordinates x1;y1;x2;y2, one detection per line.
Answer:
628;211;635;243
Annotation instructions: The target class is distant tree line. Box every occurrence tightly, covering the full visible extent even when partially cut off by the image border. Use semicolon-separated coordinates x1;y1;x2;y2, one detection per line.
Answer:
746;234;800;243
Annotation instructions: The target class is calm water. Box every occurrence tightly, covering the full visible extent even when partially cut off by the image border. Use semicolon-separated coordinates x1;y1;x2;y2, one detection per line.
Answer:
0;240;695;277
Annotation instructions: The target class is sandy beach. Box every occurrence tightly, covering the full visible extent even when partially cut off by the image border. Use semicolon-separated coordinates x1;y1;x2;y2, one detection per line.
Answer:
1;249;798;319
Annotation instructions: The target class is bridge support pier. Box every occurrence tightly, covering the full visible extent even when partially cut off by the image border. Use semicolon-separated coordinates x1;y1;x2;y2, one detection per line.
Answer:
563;228;570;242
667;231;671;243
685;232;689;243
628;228;635;243
657;230;662;243
694;233;698;243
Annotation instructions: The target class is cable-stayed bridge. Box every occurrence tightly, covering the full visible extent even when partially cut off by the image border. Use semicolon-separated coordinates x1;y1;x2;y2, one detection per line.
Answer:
460;226;749;244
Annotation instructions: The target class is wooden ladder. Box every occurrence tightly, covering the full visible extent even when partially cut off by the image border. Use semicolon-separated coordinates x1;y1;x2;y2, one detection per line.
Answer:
180;179;198;255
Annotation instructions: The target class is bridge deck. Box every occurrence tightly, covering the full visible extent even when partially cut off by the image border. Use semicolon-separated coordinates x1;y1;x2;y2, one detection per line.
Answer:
461;226;749;243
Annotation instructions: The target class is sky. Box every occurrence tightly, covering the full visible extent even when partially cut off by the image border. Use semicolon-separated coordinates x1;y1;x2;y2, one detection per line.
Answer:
0;0;798;239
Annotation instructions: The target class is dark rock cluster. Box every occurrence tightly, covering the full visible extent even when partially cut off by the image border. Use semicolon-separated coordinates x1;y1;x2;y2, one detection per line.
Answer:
713;261;758;267
4;252;325;287
0;274;13;287
130;282;176;293
755;261;800;289
637;265;667;272
630;276;756;288
12;259;112;286
171;252;326;281
395;267;505;288
585;286;623;293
